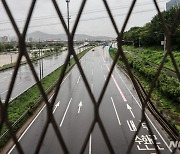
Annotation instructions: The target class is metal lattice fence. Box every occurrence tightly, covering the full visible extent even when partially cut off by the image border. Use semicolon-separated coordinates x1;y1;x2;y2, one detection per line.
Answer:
0;0;180;153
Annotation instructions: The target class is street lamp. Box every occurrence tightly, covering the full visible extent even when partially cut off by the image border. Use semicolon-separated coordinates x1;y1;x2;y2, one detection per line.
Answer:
38;39;43;80
66;0;70;31
66;0;71;66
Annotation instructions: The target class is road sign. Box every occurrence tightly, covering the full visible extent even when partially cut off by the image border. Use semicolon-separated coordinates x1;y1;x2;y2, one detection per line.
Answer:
161;41;164;46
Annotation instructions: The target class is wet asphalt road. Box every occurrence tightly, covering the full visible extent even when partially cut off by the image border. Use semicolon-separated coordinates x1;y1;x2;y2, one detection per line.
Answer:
0;47;84;102
8;46;172;154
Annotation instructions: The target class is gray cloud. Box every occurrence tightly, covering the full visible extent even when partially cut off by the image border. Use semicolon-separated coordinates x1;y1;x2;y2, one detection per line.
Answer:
0;0;169;37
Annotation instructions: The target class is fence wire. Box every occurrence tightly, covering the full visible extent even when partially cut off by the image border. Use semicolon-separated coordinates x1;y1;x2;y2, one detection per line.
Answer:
0;0;180;154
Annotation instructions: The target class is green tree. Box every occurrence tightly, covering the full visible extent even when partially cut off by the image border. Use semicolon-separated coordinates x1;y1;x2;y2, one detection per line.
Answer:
0;44;5;52
123;7;180;48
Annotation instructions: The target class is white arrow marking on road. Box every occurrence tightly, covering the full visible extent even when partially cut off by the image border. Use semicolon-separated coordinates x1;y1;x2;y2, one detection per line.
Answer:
78;101;82;114
127;104;135;118
77;75;81;84
53;101;60;113
104;75;106;81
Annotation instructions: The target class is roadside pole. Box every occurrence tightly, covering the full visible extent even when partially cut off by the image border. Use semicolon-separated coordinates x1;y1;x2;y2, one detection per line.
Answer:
66;0;71;66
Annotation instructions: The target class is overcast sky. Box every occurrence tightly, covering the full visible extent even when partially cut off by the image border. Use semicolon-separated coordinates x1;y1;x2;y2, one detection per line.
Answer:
0;0;169;38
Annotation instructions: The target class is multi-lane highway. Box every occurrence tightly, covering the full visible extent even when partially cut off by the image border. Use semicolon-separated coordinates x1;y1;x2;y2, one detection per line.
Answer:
7;46;172;154
0;50;68;102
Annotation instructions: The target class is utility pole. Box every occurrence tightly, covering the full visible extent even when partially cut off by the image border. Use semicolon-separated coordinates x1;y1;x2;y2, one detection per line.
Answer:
66;0;71;66
41;44;43;78
66;0;70;32
38;39;43;80
39;39;41;80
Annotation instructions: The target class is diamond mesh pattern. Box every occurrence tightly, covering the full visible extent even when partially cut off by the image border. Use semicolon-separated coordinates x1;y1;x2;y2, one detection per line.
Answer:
0;0;179;153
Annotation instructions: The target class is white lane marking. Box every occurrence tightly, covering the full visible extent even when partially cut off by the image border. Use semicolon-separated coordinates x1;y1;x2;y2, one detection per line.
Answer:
102;55;106;63
127;104;135;118
78;101;82;114
101;65;103;69
127;120;137;132
49;94;55;101
60;98;72;127
115;67;172;152
1;89;8;95
2;76;8;80
102;55;127;101
7;94;54;154
105;64;127;102
130;120;137;131
77;75;81;84
53;101;60;114
104;75;106;81
17;81;23;86
7;105;47;154
89;134;92;154
111;97;121;126
7;67;74;153
92;69;93;76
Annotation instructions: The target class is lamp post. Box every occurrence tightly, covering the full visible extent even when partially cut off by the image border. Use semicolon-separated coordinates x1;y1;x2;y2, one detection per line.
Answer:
66;0;71;65
38;39;43;80
66;0;70;32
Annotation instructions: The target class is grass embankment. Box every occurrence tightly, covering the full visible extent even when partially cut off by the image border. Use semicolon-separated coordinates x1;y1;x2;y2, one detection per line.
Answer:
110;47;180;132
0;48;62;71
0;47;92;147
123;45;180;72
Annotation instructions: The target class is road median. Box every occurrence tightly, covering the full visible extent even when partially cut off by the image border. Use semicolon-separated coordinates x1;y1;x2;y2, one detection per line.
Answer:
0;47;93;148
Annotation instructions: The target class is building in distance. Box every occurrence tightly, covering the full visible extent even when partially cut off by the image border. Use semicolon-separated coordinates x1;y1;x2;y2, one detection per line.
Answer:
0;36;9;43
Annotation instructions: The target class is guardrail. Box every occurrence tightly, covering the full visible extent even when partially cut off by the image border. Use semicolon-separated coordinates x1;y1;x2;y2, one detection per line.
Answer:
116;65;179;141
0;47;92;147
135;74;179;141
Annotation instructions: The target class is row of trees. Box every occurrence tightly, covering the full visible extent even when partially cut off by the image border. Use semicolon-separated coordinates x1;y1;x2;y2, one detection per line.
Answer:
0;44;15;52
0;42;65;53
123;7;180;49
